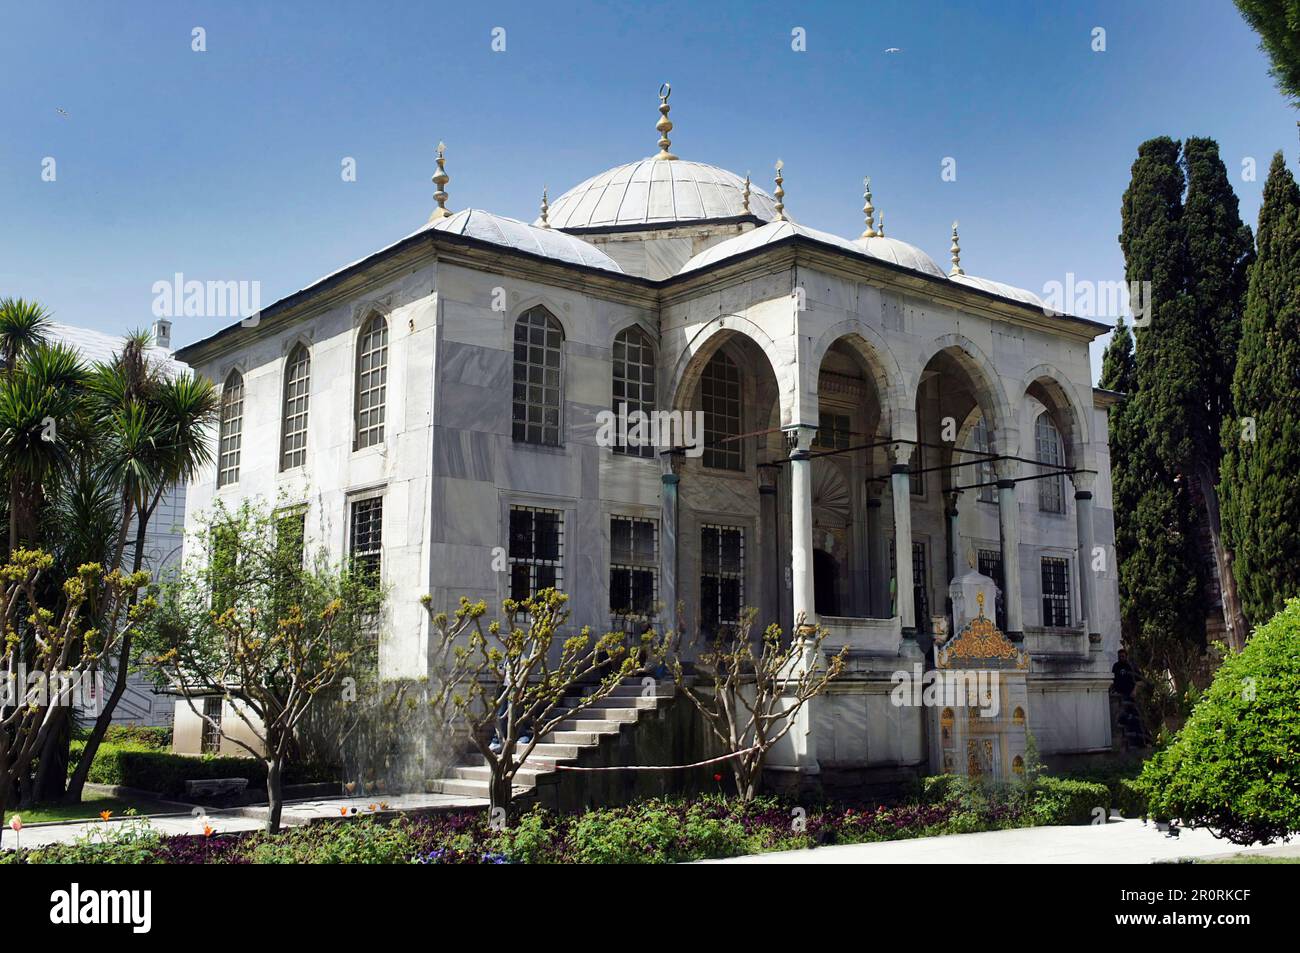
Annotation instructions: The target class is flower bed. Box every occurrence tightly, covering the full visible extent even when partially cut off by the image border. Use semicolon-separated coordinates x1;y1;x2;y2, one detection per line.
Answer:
2;774;1111;865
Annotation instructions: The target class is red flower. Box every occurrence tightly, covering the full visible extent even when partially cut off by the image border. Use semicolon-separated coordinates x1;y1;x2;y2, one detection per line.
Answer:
713;773;723;782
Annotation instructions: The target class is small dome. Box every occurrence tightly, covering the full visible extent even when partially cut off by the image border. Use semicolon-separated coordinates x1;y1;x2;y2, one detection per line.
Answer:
950;273;1045;308
855;236;947;279
540;158;777;231
428;209;623;273
677;220;863;275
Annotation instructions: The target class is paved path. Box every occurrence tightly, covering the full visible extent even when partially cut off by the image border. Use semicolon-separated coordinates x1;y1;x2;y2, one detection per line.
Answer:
2;793;486;850
703;817;1284;864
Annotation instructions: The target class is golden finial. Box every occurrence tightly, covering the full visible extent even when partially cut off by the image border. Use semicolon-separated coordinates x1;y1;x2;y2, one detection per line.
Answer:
428;141;451;221
742;173;752;214
877;210;885;237
860;177;877;238
950;220;964;276
654;83;678;160
976;590;986;617
773;159;786;221
539;186;550;229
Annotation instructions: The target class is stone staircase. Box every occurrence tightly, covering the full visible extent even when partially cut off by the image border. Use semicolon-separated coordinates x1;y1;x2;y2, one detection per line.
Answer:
426;677;677;802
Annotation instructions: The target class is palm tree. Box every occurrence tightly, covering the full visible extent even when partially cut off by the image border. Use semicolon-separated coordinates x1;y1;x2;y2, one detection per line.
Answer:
0;297;52;373
65;346;218;802
0;342;88;550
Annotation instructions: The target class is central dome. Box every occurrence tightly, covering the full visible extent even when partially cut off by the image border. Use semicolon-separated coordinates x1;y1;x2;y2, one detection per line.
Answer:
537;158;778;231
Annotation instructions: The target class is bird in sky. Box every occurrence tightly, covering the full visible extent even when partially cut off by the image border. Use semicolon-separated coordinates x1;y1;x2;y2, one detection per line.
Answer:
56;107;69;118
884;47;902;54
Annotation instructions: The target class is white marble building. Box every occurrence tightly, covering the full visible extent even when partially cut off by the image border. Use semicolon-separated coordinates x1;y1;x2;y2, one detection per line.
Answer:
175;89;1120;784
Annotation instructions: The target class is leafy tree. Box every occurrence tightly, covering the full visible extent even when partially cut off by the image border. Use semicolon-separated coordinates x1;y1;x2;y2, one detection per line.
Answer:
1;550;151;826
432;588;650;814
140;502;380;832
1221;152;1300;625
1235;0;1300;105
663;610;846;800
1141;597;1300;845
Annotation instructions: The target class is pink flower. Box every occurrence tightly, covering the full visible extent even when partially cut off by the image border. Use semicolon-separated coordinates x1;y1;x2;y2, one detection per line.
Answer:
8;816;21;832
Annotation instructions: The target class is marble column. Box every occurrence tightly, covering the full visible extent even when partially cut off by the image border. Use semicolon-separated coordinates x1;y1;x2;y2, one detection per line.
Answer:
866;490;889;618
786;425;818;633
1072;471;1100;642
996;462;1024;640
758;467;781;629
890;443;916;636
946;490;963;584
659;456;679;632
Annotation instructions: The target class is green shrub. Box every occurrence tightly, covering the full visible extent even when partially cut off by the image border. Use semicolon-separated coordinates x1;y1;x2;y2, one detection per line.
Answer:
1141;598;1300;844
103;725;172;749
1031;777;1110;825
242;818;417;864
76;742;334;797
1111;778;1148;818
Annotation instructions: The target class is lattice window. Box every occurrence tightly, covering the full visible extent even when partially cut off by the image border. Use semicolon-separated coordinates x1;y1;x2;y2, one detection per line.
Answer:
612;327;656;457
701;351;742;471
813;412;852;451
217;370;244;487
201;697;223;754
1041;556;1072;627
977;548;1007;630
1036;413;1065;514
349;496;383;588
281;344;310;470
610;516;658;616
509;506;564;599
512;307;564;446
969;414;997;503
701;524;744;634
355;315;388;450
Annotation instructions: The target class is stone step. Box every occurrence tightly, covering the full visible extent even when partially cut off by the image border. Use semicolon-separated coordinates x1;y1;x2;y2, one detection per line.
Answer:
549;729;606;746
556;718;624;734
607;682;675;698
427;778;512;799
562;694;659;710
564;706;640;723
453;765;551;785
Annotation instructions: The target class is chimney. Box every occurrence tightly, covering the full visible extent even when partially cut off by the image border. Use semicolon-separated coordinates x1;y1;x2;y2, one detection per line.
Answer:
152;317;172;350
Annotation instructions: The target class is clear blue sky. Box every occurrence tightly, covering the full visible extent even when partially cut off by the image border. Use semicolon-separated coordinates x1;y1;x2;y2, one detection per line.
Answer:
1;0;1294;382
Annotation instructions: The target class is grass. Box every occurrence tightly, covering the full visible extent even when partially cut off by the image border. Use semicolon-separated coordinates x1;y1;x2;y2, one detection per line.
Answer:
4;791;179;826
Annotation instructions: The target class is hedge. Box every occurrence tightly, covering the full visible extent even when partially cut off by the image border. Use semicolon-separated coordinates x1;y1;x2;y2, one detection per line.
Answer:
1031;777;1111;825
70;741;335;798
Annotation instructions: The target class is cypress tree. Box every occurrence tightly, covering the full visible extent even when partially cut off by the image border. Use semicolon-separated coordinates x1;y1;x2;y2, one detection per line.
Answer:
1220;152;1300;625
1179;138;1255;645
1115;139;1207;692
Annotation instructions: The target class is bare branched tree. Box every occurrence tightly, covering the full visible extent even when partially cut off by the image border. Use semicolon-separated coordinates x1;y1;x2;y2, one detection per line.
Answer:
663;609;846;800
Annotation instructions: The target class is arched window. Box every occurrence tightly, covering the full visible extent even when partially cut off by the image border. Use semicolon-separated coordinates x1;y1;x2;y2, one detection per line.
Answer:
612;326;655;457
280;344;310;471
512;306;564;446
355;314;388;450
701;350;742;470
217;370;244;487
1036;412;1065;513
966;413;996;503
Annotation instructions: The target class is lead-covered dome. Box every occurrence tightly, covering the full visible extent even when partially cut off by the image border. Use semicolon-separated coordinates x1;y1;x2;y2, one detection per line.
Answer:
855;235;947;279
678;220;862;274
428;209;623;272
538;158;778;231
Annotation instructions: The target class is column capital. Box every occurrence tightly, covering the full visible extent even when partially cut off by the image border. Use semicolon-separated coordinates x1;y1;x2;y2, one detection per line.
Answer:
1070;470;1097;496
994;457;1020;483
889;441;914;467
784;424;817;458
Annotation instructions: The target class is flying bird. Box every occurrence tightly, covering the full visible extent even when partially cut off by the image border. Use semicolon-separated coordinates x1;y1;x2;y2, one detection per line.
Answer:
884;47;902;54
56;107;69;118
